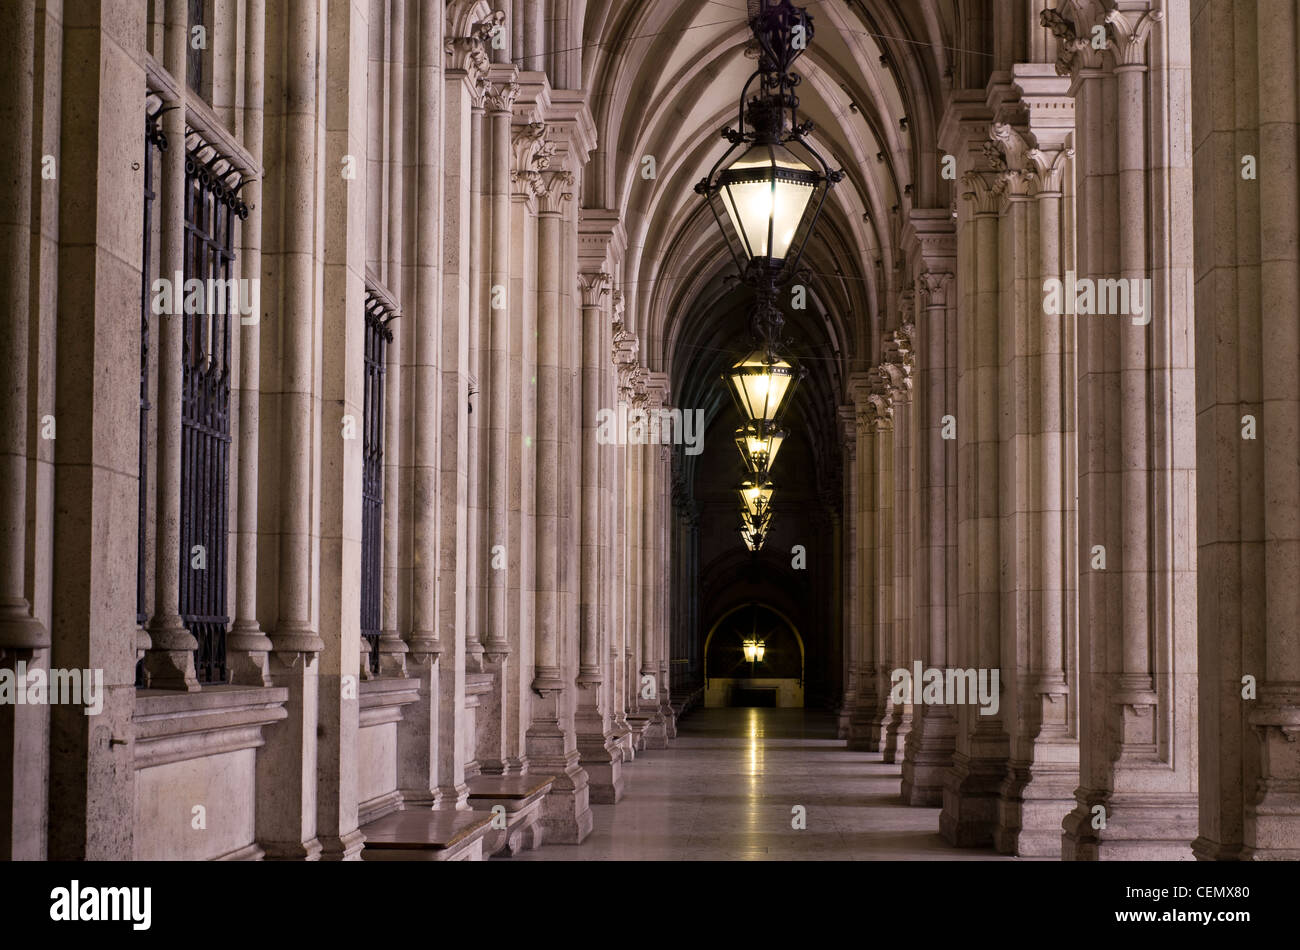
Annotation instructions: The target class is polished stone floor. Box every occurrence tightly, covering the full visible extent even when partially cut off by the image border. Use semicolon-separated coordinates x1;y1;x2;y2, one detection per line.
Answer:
514;706;1011;861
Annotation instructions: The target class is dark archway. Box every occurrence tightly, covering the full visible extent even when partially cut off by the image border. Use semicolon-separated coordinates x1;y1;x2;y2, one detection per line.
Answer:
704;603;806;707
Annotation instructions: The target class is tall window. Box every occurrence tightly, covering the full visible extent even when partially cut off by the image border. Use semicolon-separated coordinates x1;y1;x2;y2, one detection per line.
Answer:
361;289;395;675
180;132;245;685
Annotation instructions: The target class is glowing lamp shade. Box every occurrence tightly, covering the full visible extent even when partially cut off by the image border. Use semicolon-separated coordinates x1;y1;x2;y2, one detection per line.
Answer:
734;423;787;476
741;527;767;552
738;479;774;520
725;348;799;425
742;639;766;663
718;143;818;262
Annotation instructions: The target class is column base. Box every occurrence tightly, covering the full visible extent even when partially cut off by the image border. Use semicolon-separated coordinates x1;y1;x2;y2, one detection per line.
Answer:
1061;790;1198;860
317;827;367;861
882;706;912;764
994;747;1079;856
900;706;956;806
940;729;1010;847
846;703;880;751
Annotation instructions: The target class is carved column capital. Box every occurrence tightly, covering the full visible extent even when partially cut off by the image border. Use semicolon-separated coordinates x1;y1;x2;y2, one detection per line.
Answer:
511;122;555;198
578;272;612;309
538;168;574;214
1105;8;1163;68
484;79;519;114
920;270;953;308
960;170;1001;215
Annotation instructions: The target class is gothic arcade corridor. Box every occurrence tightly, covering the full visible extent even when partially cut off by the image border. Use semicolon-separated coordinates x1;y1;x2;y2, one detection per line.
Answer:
514;709;1006;861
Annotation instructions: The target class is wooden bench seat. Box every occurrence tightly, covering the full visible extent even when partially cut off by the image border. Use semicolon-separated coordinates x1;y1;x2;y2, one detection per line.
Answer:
360;808;494;861
466;773;555;857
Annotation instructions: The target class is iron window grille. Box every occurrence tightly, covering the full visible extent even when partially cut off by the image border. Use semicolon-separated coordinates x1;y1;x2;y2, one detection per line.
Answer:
361;290;396;675
180;130;248;685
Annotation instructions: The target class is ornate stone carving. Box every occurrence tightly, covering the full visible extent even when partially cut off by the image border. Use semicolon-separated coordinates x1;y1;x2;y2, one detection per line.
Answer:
1104;8;1164;67
1039;6;1091;77
445;11;504;84
919;271;953;309
511;122;555;197
987;122;1035;198
538;169;574;214
613;320;642;403
578;272;611;309
960;170;1000;215
483;79;519;114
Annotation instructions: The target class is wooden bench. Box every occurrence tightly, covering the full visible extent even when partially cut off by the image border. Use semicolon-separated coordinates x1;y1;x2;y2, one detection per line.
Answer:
466;773;555;857
360;808;494;861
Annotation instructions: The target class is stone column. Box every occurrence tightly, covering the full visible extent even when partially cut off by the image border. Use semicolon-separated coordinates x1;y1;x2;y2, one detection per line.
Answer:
882;324;915;763
941;164;1010;847
227;0;273;687
611;310;637;758
143;0;199;690
471;73;518;775
44;0;149;860
867;368;897;752
394;0;445;810
1062;4;1198;859
256;0;326;861
901;251;958;805
0;0;46;661
847;372;879;750
639;373;670;748
576;271;624;801
375;0;410;678
837;407;858;739
1192;0;1300;861
314;0;369;860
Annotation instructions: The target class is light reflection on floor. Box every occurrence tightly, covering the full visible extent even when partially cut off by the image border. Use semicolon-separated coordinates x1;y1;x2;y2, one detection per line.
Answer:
512;706;1012;861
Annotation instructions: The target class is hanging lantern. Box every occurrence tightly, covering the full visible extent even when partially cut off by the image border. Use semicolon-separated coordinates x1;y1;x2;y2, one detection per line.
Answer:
724;347;802;425
738;479;775;520
734;421;787;476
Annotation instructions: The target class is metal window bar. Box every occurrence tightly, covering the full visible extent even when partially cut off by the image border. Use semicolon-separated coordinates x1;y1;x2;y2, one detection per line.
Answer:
361;291;395;675
187;0;205;96
180;131;248;685
137;102;170;688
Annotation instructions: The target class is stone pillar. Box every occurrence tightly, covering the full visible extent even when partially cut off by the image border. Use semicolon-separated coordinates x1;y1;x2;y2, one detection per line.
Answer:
983;83;1082;855
639;373;670;748
882;323;915;763
375;0;411;679
40;0;144;860
941;162;1010;847
314;0;369;860
837;407;858;740
576;271;624;801
257;0;326;860
143;0;199;690
394;0;445;810
0;0;46;661
471;73;518;776
867;367;898;752
227;0;273;687
901;241;958;805
1062;3;1199;859
847;372;879;750
611;309;638;758
1192;0;1300;861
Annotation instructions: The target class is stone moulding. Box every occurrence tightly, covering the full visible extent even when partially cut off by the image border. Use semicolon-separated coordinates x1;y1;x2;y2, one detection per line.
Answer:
132;686;289;771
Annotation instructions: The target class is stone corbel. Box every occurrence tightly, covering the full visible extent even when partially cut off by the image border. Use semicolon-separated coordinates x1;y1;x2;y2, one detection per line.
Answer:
511;122;554;198
987;122;1036;200
444;11;503;87
1039;5;1092;77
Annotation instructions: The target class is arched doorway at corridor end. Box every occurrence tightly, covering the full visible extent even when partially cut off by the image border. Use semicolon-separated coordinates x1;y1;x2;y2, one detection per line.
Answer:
704;604;806;708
